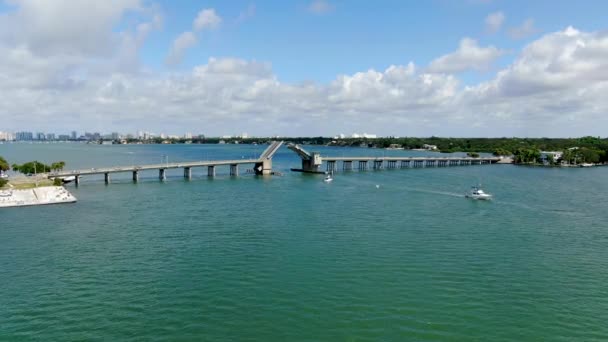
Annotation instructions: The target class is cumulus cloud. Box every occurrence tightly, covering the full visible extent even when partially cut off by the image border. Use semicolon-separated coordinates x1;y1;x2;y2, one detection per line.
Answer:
509;18;537;39
193;8;222;31
427;38;505;73
0;8;607;137
308;0;334;14
165;32;198;66
0;0;146;57
485;11;505;33
166;8;222;66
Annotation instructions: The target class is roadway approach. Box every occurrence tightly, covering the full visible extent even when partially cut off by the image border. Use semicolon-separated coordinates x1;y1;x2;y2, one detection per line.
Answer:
48;141;284;185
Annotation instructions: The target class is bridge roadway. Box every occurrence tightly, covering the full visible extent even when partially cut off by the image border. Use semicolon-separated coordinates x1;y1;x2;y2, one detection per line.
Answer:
322;156;501;162
322;157;501;172
287;143;503;173
49;141;284;185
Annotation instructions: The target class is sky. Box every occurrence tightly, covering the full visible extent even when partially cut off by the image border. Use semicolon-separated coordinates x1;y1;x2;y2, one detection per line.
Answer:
1;0;608;137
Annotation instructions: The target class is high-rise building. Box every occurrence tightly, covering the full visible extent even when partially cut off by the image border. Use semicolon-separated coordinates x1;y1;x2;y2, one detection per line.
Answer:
46;133;56;141
0;131;15;141
111;132;120;140
36;132;46;141
16;132;34;141
71;131;77;140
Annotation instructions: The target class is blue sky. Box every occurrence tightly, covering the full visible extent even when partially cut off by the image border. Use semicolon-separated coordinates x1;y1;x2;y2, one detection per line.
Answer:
138;0;607;82
0;0;608;137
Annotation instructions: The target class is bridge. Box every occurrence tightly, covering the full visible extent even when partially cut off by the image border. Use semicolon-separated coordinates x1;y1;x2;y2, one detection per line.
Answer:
49;141;284;185
287;143;503;173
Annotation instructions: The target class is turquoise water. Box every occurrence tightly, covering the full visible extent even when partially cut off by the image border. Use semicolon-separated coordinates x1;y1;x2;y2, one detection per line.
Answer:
1;143;608;341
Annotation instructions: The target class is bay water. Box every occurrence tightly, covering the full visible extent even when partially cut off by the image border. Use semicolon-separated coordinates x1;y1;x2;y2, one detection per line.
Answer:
1;143;607;341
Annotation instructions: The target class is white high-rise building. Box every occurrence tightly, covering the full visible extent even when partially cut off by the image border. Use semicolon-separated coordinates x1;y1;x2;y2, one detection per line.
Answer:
0;131;15;141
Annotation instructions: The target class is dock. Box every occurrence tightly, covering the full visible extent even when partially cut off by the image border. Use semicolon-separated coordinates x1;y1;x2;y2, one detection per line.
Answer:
287;143;503;173
48;141;284;185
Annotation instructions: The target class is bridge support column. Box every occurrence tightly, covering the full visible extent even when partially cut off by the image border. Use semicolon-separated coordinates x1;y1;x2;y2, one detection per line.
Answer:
132;170;139;182
400;160;410;168
208;165;215;177
343;161;353;171
184;167;191;180
159;168;166;181
74;176;80;186
373;160;383;169
326;161;336;173
230;164;238;176
254;159;272;175
104;172;110;184
358;161;367;170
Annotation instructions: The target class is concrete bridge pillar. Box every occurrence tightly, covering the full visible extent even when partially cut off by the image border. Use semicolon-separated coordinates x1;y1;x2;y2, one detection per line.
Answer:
254;159;273;175
104;172;110;184
400;160;409;168
326;161;337;173
343;161;353;171
230;164;239;176
74;175;80;186
159;168;166;181
358;161;368;170
208;165;215;177
373;160;383;170
132;170;139;182
184;167;191;179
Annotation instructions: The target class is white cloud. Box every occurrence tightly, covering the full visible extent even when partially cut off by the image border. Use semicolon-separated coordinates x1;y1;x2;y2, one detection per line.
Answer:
509;18;537;40
427;38;505;73
485;11;505;33
165;31;198;66
166;8;222;66
0;0;144;57
1;11;608;137
193;8;222;31
308;0;334;15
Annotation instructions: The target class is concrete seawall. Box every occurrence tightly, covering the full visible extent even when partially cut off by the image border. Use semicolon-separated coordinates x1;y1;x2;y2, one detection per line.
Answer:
0;186;77;208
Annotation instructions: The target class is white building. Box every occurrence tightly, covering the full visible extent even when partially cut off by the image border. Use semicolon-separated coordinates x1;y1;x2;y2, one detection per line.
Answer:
184;132;192;139
0;131;15;141
540;151;563;164
423;144;438;151
350;133;377;139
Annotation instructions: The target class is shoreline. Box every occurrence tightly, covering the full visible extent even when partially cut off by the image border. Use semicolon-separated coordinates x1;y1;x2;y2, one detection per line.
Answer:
0;186;77;208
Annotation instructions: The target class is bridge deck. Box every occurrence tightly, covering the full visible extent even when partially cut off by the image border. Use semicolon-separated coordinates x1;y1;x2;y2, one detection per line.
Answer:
321;156;501;162
49;159;261;177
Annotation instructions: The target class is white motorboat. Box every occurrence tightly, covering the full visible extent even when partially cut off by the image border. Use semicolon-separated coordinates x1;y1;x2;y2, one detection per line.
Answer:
61;176;76;184
465;186;492;200
323;173;333;183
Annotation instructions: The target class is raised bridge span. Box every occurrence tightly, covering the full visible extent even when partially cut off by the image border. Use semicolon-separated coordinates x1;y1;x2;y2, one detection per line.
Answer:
287;143;503;173
49;141;284;185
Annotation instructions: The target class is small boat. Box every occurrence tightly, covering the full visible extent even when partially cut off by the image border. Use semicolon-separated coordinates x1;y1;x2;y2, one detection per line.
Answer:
465;186;492;200
52;175;76;184
323;173;333;183
580;163;594;167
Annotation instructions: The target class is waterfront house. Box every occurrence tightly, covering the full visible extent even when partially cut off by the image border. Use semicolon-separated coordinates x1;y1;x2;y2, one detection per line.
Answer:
540;151;563;165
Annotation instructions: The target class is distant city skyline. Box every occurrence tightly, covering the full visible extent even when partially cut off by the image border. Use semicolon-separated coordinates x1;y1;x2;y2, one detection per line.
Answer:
0;129;382;141
1;1;608;137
